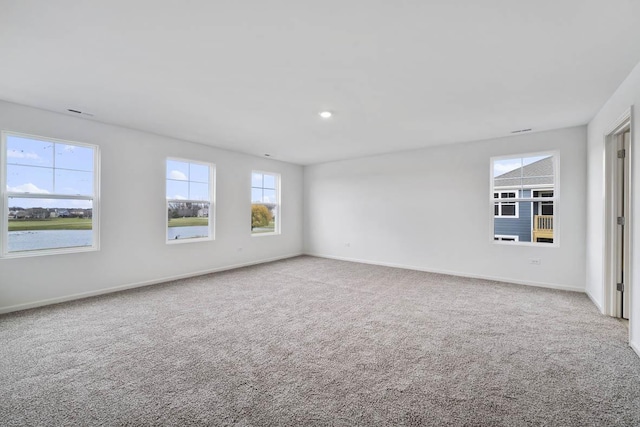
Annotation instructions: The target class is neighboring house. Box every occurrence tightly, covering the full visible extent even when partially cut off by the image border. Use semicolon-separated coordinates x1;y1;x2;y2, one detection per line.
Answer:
197;208;209;218
494;157;554;243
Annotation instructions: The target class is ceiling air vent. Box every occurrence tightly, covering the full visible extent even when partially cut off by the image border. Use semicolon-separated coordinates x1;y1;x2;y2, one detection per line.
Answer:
67;109;94;117
511;128;532;134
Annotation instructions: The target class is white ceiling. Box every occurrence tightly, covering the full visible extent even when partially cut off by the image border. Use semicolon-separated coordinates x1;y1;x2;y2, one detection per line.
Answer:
1;1;640;165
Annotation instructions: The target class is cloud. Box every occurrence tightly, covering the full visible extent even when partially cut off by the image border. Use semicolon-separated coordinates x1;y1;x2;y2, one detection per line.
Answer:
7;183;50;194
169;170;187;180
7;150;40;160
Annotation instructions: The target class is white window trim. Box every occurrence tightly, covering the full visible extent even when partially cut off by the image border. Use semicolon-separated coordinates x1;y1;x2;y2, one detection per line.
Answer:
166;157;215;244
1;131;100;258
490;151;560;247
251;170;281;237
493;191;520;218
494;235;519;242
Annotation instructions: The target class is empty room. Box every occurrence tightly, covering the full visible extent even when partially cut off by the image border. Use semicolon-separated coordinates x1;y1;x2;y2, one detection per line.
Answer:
1;1;640;425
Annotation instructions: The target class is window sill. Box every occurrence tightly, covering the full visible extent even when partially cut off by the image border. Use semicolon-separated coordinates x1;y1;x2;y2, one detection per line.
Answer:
251;232;280;238
1;245;99;259
166;236;213;245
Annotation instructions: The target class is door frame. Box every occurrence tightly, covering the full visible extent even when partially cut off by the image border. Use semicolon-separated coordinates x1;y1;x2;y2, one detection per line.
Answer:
604;108;632;319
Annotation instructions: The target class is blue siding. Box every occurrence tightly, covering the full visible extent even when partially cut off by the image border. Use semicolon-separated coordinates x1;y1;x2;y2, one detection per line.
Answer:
494;190;531;242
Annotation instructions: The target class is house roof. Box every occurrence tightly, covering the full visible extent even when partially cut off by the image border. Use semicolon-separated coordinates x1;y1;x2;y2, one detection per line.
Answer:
494;156;554;188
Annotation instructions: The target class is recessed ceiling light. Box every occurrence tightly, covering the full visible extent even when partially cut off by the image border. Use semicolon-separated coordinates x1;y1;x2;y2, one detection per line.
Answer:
319;111;332;119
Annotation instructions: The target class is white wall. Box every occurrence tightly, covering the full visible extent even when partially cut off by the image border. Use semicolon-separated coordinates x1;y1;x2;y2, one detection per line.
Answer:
0;101;304;313
587;62;640;355
305;126;587;291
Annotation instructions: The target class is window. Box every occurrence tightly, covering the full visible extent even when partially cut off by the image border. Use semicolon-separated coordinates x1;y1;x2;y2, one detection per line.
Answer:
494;191;519;217
494;235;519;242
491;153;557;244
166;159;214;242
1;131;99;256
251;171;280;235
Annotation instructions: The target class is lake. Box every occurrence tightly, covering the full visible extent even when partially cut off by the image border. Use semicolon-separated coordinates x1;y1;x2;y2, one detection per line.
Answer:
168;226;209;240
8;230;92;252
8;226;210;252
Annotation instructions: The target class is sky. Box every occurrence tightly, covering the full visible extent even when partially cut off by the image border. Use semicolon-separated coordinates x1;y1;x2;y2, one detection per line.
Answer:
166;159;210;201
9;136;279;209
493;155;549;177
6;135;94;209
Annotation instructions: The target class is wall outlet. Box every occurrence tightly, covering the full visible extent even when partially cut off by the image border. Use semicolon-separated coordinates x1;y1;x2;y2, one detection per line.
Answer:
237;247;243;252
530;258;541;265
345;242;351;247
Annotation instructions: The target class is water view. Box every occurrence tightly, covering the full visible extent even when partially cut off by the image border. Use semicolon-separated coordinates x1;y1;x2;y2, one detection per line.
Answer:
8;230;92;252
168;226;209;240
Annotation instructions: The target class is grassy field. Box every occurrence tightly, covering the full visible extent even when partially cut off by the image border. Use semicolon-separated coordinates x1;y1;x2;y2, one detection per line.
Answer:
251;221;276;234
9;217;92;231
168;217;208;227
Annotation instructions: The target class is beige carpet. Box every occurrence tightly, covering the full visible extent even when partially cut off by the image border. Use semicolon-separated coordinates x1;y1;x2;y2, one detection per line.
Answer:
1;256;639;426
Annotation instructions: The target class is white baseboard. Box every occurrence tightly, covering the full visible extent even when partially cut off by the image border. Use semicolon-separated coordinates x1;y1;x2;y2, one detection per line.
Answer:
0;253;302;314
585;290;604;313
305;252;585;293
631;340;640;358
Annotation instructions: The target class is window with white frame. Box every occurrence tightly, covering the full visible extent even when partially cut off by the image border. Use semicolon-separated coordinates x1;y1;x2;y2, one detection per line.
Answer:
166;159;214;242
251;171;280;235
494;191;519;217
491;153;557;244
494;235;519;242
1;131;99;256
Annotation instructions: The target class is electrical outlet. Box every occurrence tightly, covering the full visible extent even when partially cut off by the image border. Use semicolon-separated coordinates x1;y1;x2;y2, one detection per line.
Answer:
237;247;243;252
530;258;541;265
345;242;351;247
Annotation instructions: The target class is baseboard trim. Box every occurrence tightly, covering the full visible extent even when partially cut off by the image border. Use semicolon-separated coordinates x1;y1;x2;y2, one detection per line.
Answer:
631;339;640;358
305;252;585;293
0;253;303;315
585;290;604;313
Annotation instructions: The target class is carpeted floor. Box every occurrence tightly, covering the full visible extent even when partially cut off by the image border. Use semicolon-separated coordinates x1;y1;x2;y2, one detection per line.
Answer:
1;256;639;426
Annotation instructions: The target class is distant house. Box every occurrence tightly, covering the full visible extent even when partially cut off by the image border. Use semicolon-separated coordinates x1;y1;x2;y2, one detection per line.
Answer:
494;157;554;243
197;208;209;218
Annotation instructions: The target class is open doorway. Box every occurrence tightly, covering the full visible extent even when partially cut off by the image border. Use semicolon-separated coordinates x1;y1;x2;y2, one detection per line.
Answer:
605;114;632;320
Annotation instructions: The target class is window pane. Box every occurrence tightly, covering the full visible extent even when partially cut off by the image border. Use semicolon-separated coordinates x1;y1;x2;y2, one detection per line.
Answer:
541;203;554;216
501;204;516;216
252;172;263;188
493;155;554;190
263;189;277;203
167;180;189;200
189;182;209;201
251;188;263;203
251;203;275;234
189;163;209;184
8;197;93;253
6;135;53;167
263;174;276;189
55;169;93;195
167;160;189;181
167;201;209;240
54;144;94;172
7;164;54;194
493;154;555;245
494;201;554;244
